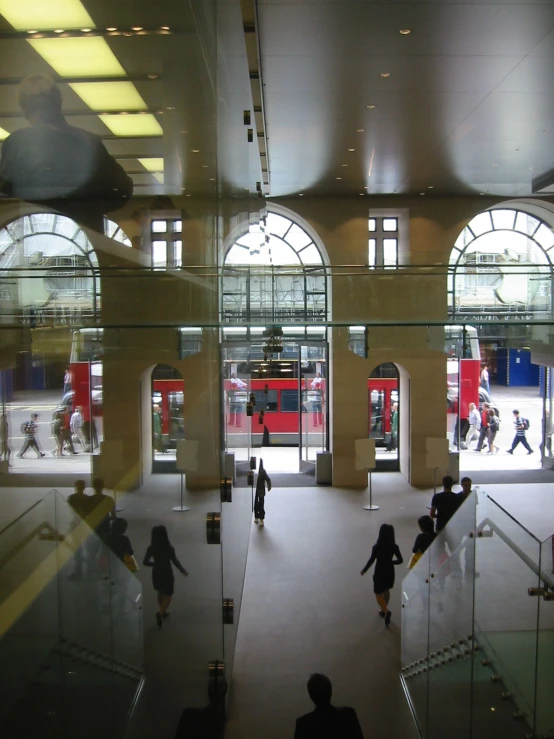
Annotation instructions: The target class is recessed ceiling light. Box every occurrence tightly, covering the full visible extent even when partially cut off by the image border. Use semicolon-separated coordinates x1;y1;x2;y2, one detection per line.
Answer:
336;177;342;180
380;72;390;78
209;178;215;181
341;164;348;167
348;148;355;152
192;149;200;153
479;192;485;195
420;192;425;195
492;163;498;167
100;114;162;137
359;193;364;195
202;164;208;168
81;28;92;32
54;29;65;33
27;30;38;34
69;82;148;111
399;29;411;35
29;37;126;77
131;26;143;31
186;194;191;197
166;106;176;111
356;129;364;133
161;26;170;30
428;185;433;189
106;27;117;31
298;193;304;196
366;104;377;109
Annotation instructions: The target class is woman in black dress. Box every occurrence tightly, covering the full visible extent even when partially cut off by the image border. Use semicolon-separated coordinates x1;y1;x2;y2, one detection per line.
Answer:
360;523;403;626
143;525;188;628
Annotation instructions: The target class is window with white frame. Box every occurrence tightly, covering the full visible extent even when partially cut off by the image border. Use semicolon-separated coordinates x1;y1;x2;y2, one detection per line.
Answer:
368;215;399;269
146;213;183;270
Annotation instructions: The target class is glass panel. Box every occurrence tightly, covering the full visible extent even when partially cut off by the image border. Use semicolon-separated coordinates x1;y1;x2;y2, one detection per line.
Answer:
368;238;376;267
285;223;312;250
472;493;540;737
534;223;554;250
152;220;167;233
173;220;183;233
383;217;398;232
536;535;554;736
298;243;323;264
266;212;292;237
253;389;278;411
468;211;493;237
174;240;182;267
454;226;474;249
514;211;540;236
426;490;477;739
152;240;167;269
383;238;398;268
491;209;516;230
281;389;299;412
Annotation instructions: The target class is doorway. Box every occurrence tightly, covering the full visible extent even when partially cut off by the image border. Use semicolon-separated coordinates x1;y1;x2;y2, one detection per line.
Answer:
151;364;184;473
222;339;328;482
369;363;400;471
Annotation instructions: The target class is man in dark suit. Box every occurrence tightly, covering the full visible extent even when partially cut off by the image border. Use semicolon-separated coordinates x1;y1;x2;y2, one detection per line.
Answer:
0;74;133;231
294;673;364;739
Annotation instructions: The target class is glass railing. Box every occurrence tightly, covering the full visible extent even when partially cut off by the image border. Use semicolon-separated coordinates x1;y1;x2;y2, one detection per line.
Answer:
0;489;143;739
401;488;554;739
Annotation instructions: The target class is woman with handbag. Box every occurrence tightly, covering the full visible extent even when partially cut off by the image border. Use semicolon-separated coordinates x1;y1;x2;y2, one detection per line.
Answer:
360;523;403;627
143;525;188;628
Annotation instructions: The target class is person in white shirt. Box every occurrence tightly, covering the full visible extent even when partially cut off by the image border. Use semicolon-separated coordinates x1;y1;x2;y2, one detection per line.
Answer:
229;373;247;427
462;402;481;449
70;406;88;452
310;373;323;426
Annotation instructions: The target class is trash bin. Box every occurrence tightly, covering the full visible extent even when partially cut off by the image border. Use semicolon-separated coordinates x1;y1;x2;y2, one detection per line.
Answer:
316;452;332;485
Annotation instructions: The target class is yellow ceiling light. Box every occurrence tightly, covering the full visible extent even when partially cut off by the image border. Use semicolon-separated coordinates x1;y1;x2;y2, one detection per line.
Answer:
99;114;163;137
69;82;147;111
0;126;10;140
28;37;126;77
138;157;164;172
0;0;93;30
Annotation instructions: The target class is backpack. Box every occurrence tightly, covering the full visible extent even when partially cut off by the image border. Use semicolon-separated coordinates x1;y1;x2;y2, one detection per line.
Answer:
21;421;33;434
522;418;530;431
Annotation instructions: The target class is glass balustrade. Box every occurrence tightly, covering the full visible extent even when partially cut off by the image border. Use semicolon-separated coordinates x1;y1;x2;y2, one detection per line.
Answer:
0;489;143;739
401;488;554;739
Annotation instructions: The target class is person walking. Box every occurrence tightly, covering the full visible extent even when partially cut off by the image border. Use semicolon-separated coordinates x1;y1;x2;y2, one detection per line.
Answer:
486;407;500;454
409;515;436;569
17;413;45;458
60;407;77;455
360;523;403;626
462;402;481;449
480;364;490;395
294;673;365;739
474;402;490;452
387;402;398;451
1;412;11;466
430;475;461;533
254;458;272;527
143;525;189;628
507;409;533;455
51;410;64;456
70;405;88;452
63;367;72;394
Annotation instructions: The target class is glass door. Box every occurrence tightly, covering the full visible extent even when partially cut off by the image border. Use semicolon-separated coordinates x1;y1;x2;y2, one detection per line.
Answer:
299;342;327;473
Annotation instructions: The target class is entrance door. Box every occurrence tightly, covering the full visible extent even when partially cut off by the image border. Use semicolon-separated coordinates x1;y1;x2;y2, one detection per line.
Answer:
299;343;327;473
369;363;400;472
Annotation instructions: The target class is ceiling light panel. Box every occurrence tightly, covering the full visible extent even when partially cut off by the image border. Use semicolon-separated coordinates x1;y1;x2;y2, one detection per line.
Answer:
28;37;126;77
99;114;163;137
69;82;147;111
0;0;93;30
138;157;164;172
0;126;10;140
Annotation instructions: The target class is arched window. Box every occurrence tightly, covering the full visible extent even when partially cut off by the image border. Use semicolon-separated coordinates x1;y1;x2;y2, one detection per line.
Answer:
105;218;132;247
449;208;553;320
222;208;327;325
0;213;100;326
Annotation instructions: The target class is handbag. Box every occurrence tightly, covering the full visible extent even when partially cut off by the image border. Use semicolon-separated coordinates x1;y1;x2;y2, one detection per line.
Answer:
408;551;422;569
123;553;139;573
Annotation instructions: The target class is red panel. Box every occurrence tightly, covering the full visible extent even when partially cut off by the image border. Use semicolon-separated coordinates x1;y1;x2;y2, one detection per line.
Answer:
459;359;481;418
71;362;91;421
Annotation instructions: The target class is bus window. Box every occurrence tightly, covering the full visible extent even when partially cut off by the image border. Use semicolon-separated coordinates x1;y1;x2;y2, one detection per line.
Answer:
253;389;278;412
281;389;299;413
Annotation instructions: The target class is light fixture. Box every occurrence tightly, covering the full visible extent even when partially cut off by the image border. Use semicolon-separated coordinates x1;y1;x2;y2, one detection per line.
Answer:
356;129;364;133
106;27;117;31
399;29;411;35
54;28;65;33
160;26;170;30
336;177;342;180
148;74;159;80
166;106;176;111
0;126;10;141
348;148;355;152
0;0;94;30
428;185;433;189
420;192;425;195
27;30;38;34
29;37;126;77
99;114;163;136
492;163;498;167
138;157;164;172
380;72;390;78
298;193;304;196
69;81;148;111
131;26;143;31
202;164;208;168
209;177;215;181
192;149;200;153
367;104;376;109
341;164;348;167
